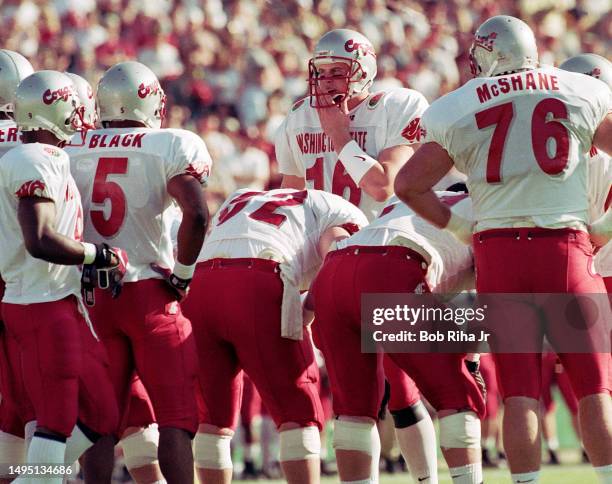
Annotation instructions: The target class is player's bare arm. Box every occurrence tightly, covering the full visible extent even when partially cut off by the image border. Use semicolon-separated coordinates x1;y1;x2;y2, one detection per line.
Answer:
394;142;455;228
395;142;473;245
281;174;306;190
167;174;209;266
593;112;612;156
18;196;90;264
318;225;351;258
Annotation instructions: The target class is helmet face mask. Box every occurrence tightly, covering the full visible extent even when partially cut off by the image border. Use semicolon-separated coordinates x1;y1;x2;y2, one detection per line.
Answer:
308;29;377;108
15;70;84;142
469;15;538;78
66;72;99;130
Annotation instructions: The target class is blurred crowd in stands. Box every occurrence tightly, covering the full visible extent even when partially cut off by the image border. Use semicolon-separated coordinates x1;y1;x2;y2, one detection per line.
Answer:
1;0;610;211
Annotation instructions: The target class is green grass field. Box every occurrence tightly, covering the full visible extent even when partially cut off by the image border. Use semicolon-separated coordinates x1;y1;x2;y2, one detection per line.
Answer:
242;464;597;483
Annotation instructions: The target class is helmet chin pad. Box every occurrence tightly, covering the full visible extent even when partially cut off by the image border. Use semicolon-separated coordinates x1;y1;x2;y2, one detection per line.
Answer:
308;56;366;108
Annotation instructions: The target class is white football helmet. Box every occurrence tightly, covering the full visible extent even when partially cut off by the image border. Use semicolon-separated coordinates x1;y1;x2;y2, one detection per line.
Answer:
14;70;84;142
0;50;34;116
559;53;612;89
469;15;538;77
97;61;166;128
66;72;98;130
308;29;377;107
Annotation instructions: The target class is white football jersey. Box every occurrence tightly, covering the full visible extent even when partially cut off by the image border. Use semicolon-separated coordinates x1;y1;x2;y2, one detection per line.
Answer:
0;143;82;304
199;189;368;289
339;193;474;293
588;149;612;276
276;88;428;221
421;66;611;231
0;119;20;158
66;128;212;282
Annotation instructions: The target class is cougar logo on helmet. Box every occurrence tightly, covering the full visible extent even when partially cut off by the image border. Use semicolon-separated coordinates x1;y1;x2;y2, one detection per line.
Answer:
473;32;497;53
42;85;73;105
138;81;162;99
344;39;376;58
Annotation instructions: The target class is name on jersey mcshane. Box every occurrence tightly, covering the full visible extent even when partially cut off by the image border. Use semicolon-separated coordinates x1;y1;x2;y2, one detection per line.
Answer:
296;130;367;155
88;132;146;149
476;72;560;104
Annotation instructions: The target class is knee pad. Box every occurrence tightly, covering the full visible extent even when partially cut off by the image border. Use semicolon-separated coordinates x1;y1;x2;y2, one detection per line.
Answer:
194;432;233;470
390;400;428;429
439;411;480;449
0;431;26;476
333;418;377;455
279;426;320;462
120;424;159;469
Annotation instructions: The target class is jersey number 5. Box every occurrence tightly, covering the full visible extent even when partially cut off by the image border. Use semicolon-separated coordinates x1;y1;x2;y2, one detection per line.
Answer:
476;98;569;183
90;157;128;237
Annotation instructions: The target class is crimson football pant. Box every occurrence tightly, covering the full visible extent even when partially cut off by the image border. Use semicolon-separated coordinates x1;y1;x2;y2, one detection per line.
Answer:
89;279;198;436
479;354;500;420
473;228;611;401
1;296;118;437
383;356;421;412
540;353;578;416
311;246;485;421
0;324;34;437
182;259;324;430
120;375;156;433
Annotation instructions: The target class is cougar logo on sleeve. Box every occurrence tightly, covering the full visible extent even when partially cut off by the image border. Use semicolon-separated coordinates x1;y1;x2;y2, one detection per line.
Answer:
401;117;424;143
15;180;46;198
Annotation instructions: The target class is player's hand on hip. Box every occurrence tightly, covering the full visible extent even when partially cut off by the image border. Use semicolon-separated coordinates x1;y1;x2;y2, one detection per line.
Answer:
465;359;487;401
81;244;128;305
150;263;191;302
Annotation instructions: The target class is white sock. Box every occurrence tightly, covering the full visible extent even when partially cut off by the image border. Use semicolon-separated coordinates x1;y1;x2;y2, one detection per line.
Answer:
26;434;66;483
511;470;540;483
546;437;559;451
24;420;37;450
244;442;255;461
64;424;94;465
449;463;483;484
594;464;612;484
260;416;279;467
395;417;438;483
483;436;496;453
341;480;374;484
370;425;381;484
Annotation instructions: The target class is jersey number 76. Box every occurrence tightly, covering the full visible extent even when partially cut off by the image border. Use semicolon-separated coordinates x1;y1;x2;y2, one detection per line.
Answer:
476;98;570;183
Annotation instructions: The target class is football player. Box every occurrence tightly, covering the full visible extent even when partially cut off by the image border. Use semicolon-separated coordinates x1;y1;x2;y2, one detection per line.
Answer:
278;28;428;221
0;71;125;483
66;61;212;483
0;49;34;482
65;71;163;484
559;53;612;293
395;15;612;484
311;190;485;484
277;28;436;476
181;188;368;484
